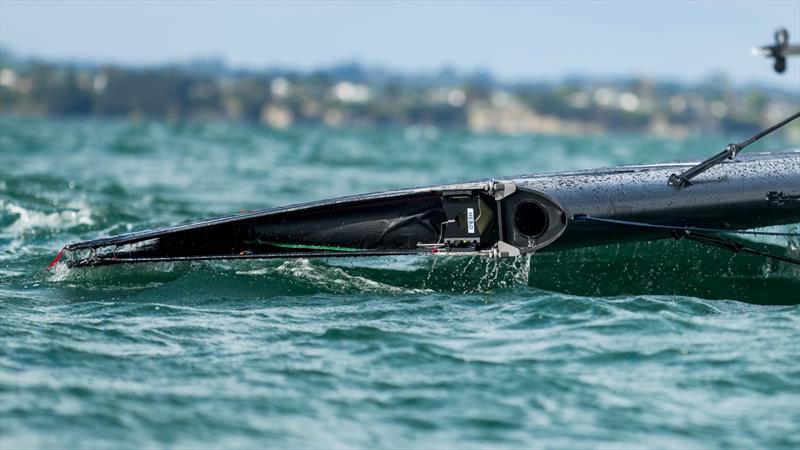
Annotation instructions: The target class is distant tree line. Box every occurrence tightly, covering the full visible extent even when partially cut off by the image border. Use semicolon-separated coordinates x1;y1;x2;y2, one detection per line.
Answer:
0;56;797;137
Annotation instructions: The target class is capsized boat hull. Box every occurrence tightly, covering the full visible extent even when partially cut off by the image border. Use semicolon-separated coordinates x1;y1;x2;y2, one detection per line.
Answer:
62;150;800;267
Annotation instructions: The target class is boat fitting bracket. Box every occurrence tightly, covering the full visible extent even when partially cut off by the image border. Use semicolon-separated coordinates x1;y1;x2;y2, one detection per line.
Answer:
495;241;521;258
492;182;517;200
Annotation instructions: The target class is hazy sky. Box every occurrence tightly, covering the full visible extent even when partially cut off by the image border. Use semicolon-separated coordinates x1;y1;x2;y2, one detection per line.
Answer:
1;1;799;89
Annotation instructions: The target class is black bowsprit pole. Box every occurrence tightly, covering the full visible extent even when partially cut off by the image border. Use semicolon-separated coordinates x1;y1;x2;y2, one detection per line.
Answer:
668;111;800;188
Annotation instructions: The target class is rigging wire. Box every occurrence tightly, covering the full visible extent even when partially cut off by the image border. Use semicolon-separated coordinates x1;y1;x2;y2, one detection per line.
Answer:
573;215;800;237
672;230;800;266
573;214;800;266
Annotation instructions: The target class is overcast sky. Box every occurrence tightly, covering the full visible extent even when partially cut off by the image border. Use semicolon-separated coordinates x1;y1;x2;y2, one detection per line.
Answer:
1;1;799;89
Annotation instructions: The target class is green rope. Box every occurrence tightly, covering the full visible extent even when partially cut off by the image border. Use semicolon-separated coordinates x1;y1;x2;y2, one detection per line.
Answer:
245;239;363;252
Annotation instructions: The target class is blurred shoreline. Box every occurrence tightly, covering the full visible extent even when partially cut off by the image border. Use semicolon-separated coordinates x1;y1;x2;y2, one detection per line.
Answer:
1;49;798;141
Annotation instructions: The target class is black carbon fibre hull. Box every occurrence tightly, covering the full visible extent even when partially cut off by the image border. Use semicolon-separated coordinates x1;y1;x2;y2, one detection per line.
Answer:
61;150;800;267
510;151;800;249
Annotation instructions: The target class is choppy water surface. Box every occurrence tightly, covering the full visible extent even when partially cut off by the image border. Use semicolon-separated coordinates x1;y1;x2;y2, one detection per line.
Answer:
1;118;799;449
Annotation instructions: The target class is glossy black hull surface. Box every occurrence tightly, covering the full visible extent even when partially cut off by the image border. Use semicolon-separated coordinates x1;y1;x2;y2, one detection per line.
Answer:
510;150;800;249
62;150;800;267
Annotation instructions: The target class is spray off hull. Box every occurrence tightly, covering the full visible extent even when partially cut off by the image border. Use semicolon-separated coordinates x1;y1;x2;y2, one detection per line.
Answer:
62;151;800;267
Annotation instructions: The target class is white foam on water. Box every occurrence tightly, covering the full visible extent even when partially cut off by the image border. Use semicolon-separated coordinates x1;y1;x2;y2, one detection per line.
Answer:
46;259;185;286
327;255;420;272
239;259;431;294
47;261;72;282
1;200;94;235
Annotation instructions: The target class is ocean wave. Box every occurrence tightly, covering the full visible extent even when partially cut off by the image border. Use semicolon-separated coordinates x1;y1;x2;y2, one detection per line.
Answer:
1;200;95;235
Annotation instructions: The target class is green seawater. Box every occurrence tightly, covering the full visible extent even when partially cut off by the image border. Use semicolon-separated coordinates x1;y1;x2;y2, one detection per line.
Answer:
1;118;799;449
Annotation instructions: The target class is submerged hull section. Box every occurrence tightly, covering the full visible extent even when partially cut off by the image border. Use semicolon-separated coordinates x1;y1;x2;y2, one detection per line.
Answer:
63;151;800;267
